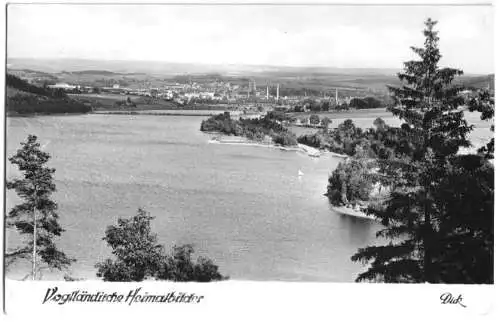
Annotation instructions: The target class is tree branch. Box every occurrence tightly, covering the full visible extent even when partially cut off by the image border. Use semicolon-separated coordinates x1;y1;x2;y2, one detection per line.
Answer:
5;248;30;258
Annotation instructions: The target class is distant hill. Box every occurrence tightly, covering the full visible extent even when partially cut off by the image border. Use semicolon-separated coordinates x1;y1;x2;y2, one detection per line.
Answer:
7;57;401;77
7;58;493;97
68;70;123;76
456;74;494;90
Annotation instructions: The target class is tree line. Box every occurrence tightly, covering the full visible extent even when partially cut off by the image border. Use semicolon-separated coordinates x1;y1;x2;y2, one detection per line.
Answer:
200;111;298;146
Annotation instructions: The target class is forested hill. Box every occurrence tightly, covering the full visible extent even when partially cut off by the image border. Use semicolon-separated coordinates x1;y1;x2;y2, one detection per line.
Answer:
457;74;495;90
6;74;91;115
6;73;54;96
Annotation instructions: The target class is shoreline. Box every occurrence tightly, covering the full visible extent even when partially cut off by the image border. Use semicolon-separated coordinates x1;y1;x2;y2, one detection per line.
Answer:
92;110;224;116
207;135;348;159
332;206;377;221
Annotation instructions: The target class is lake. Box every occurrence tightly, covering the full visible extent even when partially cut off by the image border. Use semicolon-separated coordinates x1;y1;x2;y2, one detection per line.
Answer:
5;112;491;281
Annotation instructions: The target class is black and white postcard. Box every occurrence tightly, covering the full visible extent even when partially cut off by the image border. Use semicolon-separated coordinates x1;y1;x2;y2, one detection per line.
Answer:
1;0;497;322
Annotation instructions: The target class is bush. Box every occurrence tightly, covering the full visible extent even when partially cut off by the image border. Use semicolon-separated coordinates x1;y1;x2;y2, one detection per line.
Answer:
297;133;326;148
321;117;332;128
309;114;320;125
273;132;297;146
96;208;227;282
157;245;227;282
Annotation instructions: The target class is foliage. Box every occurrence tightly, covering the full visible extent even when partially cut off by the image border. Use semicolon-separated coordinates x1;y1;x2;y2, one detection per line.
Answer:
320;117;332;129
373;117;387;131
433;154;494;283
309;114;320;125
6;74;53;97
6;74;91;115
200;112;298;146
273;132;298;146
467;89;494;159
96;208;164;282
350;18;493;284
349;97;382;110
297;132;327;149
7;95;92;115
327;119;364;155
326;158;376;206
113;96;137;109
157;245;227;282
96;209;227;282
6;135;75;279
335;103;349;111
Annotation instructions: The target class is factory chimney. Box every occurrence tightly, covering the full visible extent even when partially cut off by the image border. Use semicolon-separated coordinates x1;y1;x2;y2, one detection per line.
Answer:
277;83;280;101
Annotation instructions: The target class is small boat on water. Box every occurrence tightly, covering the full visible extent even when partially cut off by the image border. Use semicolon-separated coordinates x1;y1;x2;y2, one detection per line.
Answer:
298;170;304;176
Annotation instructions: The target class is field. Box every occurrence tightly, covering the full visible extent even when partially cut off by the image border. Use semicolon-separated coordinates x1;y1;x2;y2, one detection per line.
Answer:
71;93;179;111
93;109;228;116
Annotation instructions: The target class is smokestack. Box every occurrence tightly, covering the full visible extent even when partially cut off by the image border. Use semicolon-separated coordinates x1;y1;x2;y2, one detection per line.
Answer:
266;85;269;100
335;88;338;105
277;83;280;101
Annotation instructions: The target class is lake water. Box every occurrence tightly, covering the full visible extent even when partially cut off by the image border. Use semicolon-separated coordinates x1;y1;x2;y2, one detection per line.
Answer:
5;112;491;281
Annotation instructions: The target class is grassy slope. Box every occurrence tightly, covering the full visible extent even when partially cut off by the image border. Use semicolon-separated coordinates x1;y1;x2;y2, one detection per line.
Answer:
71;93;179;111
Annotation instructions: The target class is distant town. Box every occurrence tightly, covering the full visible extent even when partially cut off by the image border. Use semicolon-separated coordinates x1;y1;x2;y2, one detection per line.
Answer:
7;65;494;124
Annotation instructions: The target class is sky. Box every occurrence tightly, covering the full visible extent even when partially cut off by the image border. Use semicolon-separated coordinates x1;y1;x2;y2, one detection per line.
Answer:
7;4;495;74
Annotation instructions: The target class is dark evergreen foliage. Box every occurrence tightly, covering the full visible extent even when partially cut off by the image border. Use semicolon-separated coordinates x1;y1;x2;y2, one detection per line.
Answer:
350;19;494;283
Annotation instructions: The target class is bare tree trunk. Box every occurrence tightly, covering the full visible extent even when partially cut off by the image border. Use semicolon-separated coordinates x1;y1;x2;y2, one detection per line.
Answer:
32;205;37;281
423;206;430;283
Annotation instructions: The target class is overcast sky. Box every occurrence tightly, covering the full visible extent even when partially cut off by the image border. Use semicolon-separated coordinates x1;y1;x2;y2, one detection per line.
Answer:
7;4;494;74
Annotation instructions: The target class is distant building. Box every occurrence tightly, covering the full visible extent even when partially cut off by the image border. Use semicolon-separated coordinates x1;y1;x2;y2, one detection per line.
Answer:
274;105;290;112
48;83;77;91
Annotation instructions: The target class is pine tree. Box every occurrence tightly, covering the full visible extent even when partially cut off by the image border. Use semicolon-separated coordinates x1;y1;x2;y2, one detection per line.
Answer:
351;19;485;283
6;134;74;279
